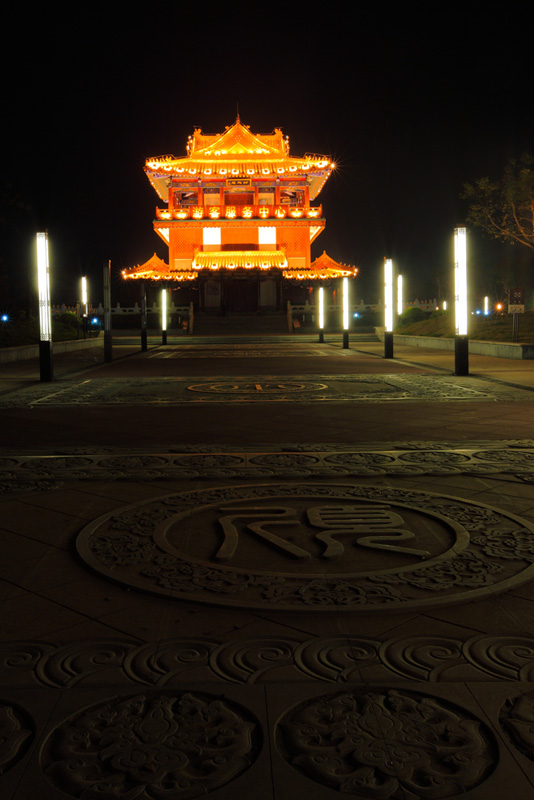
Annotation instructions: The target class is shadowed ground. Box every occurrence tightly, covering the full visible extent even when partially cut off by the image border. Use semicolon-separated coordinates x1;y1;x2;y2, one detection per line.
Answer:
1;332;534;799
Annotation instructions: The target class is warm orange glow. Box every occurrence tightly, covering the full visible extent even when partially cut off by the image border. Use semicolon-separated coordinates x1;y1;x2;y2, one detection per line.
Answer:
292;251;358;280
145;120;334;202
142;121;335;283
193;250;288;270
158;204;322;221
123;255;198;282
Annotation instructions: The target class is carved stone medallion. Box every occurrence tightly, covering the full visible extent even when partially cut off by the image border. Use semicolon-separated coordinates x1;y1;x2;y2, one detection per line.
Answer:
276;689;496;797
77;483;534;611
41;691;260;798
499;689;534;762
0;702;33;775
187;380;327;393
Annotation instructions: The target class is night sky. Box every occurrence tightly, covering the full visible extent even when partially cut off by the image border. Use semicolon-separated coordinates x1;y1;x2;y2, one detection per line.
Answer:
3;7;533;307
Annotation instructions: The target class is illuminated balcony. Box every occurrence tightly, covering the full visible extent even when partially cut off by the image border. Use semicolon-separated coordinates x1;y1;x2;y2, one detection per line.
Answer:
155;205;322;221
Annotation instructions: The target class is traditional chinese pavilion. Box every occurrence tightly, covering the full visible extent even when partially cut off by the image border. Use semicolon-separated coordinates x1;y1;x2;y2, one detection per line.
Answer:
123;118;357;311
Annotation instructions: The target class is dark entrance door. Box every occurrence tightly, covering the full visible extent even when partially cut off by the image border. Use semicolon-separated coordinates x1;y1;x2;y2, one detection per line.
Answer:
224;278;258;312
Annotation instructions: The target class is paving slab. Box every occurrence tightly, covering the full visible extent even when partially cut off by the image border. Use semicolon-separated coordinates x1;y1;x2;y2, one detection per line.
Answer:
1;337;534;798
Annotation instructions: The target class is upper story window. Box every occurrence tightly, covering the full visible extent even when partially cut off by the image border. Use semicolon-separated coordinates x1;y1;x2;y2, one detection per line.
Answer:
174;191;198;206
258;227;276;246
203;227;221;247
203;187;220;206
258;188;275;205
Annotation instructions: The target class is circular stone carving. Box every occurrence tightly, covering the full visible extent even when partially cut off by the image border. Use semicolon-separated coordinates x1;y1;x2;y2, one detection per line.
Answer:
499;689;534;761
0;702;33;775
276;689;495;796
41;691;260;798
76;483;534;611
187;381;327;393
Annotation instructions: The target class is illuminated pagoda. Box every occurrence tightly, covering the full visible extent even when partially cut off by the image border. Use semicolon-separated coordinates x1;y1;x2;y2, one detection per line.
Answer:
123;118;355;311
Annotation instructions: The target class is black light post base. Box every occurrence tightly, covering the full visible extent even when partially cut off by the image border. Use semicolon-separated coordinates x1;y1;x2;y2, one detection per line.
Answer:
141;329;148;352
39;340;53;382
384;331;394;358
104;332;112;362
318;330;324;343
455;335;469;375
342;331;349;349
162;330;167;345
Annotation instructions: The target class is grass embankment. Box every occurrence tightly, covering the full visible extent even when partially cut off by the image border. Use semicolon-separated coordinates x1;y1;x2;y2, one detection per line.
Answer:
396;310;534;343
0;313;88;348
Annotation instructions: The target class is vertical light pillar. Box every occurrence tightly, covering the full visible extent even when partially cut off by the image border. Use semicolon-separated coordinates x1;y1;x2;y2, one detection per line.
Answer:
81;276;88;316
484;295;489;316
81;276;88;338
161;287;168;345
384;257;394;358
342;277;349;348
140;281;148;352
37;232;53;381
318;286;325;343
397;274;403;317
454;226;469;375
103;260;112;362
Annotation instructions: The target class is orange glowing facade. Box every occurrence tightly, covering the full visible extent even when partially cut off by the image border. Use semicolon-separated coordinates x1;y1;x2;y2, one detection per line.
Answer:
124;119;356;310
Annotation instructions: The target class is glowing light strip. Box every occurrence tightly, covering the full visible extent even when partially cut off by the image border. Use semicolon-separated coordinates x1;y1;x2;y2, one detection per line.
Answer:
384;258;393;332
343;277;349;330
318;287;324;329
161;288;167;331
484;295;489;315
454;227;468;336
37;232;52;342
81;276;88;316
397;274;403;316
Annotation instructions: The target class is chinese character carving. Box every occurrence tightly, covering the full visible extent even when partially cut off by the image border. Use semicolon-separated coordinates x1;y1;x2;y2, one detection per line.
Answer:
307;505;429;558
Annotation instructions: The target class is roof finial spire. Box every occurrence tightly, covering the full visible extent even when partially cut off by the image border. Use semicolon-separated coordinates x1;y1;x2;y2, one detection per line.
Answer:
236;102;240;123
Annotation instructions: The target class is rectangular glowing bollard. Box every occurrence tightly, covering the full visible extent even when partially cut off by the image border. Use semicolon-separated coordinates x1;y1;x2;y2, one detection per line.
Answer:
37;233;52;342
37;232;53;381
384;258;393;332
318;286;324;342
454;227;469;375
454;227;468;336
161;288;167;331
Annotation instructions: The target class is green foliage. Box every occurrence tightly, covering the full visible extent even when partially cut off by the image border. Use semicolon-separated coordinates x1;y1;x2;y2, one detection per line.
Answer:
462;153;534;250
0;313;82;348
397;306;428;326
353;310;380;328
395;312;534;343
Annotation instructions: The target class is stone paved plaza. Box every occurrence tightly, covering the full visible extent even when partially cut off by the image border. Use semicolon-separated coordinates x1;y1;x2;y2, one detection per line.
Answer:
1;335;534;799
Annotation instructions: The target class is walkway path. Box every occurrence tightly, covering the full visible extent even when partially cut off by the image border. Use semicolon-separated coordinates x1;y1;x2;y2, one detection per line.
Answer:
1;334;534;798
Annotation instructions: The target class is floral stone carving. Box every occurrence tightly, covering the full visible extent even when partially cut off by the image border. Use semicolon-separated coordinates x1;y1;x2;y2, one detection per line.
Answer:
277;689;495;797
42;691;260;798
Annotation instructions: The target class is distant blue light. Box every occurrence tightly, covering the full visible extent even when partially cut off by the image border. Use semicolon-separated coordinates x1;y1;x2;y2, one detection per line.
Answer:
476;309;481;315
353;312;360;318
1;314;8;322
91;317;99;325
